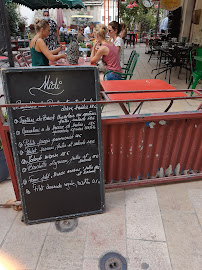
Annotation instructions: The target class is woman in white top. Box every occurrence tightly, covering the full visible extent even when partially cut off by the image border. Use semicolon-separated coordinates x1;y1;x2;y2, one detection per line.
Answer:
108;21;124;67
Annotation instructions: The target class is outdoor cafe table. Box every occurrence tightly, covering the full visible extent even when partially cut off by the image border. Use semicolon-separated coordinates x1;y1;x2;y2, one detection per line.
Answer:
49;57;93;66
100;79;187;114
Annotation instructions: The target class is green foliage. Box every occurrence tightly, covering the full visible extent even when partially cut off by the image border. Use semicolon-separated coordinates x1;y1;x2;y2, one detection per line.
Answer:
18;17;27;29
79;42;86;48
120;1;159;33
5;2;20;35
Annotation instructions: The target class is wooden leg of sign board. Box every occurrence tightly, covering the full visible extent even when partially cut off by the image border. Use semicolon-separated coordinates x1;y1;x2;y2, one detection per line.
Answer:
0;199;21;211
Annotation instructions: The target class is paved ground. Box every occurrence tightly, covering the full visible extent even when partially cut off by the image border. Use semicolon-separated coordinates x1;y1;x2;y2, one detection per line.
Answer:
0;44;201;270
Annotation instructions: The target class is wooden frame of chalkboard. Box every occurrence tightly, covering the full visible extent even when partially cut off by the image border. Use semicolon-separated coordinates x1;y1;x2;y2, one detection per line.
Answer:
1;66;105;224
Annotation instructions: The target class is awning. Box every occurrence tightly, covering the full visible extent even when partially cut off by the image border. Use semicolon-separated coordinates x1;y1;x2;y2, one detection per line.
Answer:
4;0;84;10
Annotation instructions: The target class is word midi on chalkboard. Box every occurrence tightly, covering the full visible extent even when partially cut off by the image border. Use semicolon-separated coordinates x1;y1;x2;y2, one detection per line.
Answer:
2;66;105;224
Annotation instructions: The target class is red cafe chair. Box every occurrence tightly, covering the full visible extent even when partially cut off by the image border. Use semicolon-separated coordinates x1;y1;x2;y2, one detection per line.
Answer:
14;54;28;67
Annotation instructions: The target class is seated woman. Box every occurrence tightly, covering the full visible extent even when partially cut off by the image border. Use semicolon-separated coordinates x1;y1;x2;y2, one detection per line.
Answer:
90;24;122;80
108;21;124;67
30;18;66;66
120;23;127;44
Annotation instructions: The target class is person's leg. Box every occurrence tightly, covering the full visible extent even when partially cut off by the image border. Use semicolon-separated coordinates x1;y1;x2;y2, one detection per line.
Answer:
99;73;104;81
105;72;121;80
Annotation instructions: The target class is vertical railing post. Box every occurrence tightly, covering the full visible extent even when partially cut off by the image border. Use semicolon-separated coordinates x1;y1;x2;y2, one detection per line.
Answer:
0;0;14;67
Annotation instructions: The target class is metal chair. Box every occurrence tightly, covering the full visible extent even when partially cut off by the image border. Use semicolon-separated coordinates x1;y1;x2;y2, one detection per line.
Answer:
154;46;190;84
14;54;28;67
122;50;136;72
22;52;32;66
104;52;139;81
126;33;136;48
188;47;202;94
177;46;192;83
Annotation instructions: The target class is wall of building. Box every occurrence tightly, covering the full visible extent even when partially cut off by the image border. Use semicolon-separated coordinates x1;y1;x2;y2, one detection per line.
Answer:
101;0;118;26
180;0;202;45
179;0;195;41
191;0;202;45
32;0;118;29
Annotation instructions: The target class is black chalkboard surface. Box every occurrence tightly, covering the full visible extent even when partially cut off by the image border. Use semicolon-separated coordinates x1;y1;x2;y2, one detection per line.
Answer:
2;66;105;224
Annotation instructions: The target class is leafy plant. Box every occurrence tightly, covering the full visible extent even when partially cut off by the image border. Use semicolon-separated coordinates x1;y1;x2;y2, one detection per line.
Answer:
5;2;20;36
79;42;86;48
29;24;35;31
120;1;162;33
18;17;27;28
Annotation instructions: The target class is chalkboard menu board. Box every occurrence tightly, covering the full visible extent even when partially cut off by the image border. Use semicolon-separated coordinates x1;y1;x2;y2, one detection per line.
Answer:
2;66;105;224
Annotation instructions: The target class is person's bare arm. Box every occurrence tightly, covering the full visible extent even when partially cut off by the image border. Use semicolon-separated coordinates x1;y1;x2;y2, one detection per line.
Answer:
90;42;108;64
116;46;121;53
51;44;65;55
51;47;61;55
89;32;94;38
37;39;65;62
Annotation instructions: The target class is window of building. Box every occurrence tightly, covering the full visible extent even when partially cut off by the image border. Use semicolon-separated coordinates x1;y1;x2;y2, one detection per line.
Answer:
90;6;94;10
102;16;112;21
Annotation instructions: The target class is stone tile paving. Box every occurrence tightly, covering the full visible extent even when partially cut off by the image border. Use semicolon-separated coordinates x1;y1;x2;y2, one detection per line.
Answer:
126;187;166;241
0;44;201;269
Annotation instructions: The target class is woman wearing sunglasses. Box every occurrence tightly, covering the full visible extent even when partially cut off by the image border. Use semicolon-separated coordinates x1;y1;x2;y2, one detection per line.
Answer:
90;24;122;80
108;21;124;67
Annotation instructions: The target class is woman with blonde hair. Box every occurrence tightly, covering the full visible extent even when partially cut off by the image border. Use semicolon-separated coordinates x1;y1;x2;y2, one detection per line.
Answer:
90;24;122;80
30;18;66;66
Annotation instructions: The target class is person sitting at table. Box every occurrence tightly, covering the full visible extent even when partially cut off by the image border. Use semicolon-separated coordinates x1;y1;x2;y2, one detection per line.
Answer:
59;23;68;36
160;16;168;34
90;24;122;80
77;26;85;43
108;21;124;67
30;18;66;66
84;22;94;40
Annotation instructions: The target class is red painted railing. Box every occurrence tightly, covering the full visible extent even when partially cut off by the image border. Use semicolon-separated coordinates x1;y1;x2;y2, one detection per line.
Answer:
0;94;201;200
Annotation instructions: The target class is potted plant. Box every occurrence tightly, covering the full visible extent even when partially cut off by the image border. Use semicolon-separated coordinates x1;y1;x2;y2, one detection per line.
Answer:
28;24;35;41
18;17;26;33
29;24;35;33
0;110;9;182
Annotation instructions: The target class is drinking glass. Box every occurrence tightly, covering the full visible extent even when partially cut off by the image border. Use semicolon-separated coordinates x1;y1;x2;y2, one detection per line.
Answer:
83;51;87;62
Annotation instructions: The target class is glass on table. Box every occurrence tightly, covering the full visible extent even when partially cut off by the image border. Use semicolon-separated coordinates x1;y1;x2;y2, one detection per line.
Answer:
82;51;87;62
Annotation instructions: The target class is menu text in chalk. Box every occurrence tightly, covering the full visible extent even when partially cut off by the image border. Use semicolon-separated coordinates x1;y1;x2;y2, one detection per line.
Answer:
2;66;105;224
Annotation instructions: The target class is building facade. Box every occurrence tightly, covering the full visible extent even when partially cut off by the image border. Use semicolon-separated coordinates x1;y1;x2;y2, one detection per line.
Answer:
33;0;118;27
180;0;202;45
